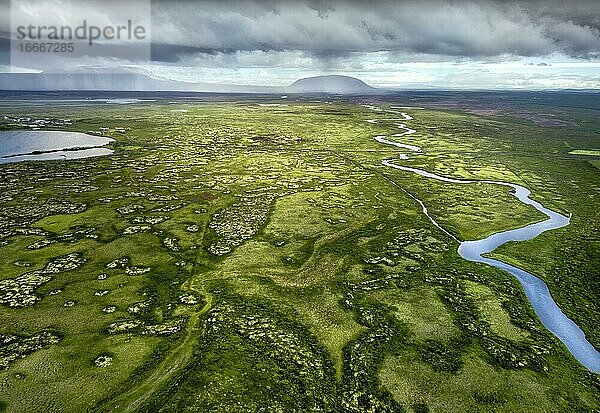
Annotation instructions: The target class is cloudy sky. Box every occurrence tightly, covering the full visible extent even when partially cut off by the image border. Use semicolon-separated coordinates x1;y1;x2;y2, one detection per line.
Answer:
3;0;600;89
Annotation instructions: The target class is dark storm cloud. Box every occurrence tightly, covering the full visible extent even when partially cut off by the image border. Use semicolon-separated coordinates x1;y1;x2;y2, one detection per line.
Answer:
150;44;239;63
147;0;600;62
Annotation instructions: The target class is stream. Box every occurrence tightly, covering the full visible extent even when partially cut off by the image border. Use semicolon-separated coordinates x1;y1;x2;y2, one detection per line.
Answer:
367;107;600;373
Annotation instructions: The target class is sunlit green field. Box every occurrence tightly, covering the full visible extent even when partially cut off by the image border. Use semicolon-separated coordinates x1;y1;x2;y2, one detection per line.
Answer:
569;149;600;156
0;96;599;412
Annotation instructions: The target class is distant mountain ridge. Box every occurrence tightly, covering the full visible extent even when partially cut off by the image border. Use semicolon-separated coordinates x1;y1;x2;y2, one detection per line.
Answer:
287;75;378;94
0;68;278;93
0;69;386;95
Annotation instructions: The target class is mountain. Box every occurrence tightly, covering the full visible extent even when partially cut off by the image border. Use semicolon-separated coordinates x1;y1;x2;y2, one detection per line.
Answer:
0;67;280;93
0;69;386;95
287;75;379;94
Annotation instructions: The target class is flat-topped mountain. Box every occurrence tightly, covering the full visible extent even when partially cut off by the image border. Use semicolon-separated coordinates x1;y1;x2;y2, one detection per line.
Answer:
287;75;378;94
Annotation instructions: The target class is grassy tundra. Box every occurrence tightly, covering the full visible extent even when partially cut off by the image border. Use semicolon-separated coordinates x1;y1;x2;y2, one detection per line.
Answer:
0;95;599;412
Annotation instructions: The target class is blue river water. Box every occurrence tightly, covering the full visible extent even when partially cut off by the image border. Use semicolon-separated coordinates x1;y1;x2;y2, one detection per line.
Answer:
370;109;600;373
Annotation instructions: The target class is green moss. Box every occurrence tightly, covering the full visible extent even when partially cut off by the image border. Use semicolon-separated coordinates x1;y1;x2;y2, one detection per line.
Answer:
569;149;600;156
463;280;529;342
0;97;598;412
379;349;597;413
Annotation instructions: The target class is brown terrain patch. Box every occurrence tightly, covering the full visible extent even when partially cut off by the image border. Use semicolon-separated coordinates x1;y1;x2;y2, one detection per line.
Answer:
514;113;578;127
190;192;218;202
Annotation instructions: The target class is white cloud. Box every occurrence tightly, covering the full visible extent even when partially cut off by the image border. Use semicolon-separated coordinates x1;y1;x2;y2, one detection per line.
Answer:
2;0;600;89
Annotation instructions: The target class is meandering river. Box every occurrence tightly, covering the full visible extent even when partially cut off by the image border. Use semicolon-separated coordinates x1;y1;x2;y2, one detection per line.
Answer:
367;107;600;373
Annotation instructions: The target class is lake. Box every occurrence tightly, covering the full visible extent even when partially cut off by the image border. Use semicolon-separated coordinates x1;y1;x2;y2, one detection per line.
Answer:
0;130;114;164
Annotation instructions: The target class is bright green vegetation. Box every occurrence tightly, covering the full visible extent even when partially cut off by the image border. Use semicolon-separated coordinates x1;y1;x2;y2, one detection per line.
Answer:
463;280;529;342
569;149;600;156
0;96;599;412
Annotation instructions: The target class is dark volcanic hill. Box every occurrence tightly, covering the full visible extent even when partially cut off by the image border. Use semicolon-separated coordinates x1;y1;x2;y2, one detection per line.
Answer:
287;75;379;94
